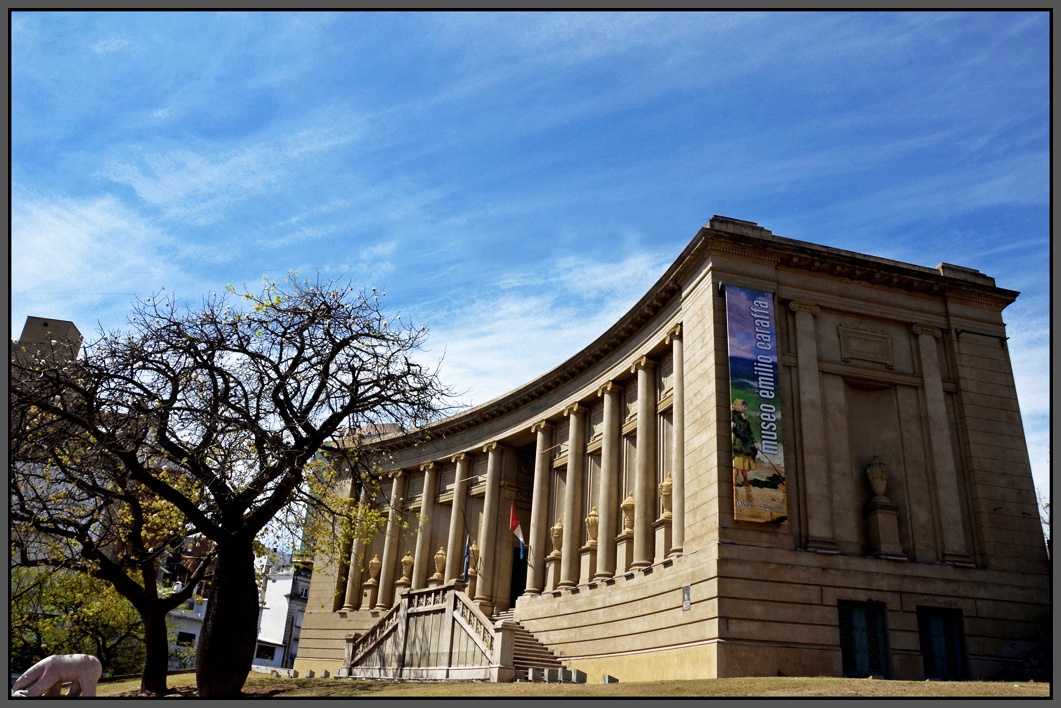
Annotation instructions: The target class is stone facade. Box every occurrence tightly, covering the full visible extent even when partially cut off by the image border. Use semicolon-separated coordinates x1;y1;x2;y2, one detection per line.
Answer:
295;216;1049;682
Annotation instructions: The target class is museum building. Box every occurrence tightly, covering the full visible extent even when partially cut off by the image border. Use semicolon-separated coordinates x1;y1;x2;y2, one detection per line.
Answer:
294;216;1049;683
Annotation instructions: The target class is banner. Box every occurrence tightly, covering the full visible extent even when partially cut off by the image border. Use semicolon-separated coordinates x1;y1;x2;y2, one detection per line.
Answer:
724;286;788;524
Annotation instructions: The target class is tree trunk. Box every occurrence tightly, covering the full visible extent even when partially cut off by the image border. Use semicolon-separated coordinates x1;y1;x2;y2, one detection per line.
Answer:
195;541;260;697
140;611;171;695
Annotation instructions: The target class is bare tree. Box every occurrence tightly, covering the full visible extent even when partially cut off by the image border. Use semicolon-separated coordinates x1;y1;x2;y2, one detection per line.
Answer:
10;273;453;697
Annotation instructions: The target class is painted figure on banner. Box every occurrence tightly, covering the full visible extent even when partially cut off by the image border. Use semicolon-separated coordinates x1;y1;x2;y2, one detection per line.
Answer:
731;398;759;487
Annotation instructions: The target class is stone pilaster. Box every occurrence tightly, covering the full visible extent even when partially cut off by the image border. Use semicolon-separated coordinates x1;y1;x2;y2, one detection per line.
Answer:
789;301;838;554
913;323;972;565
632;357;657;568
527;421;553;594
594;382;622;580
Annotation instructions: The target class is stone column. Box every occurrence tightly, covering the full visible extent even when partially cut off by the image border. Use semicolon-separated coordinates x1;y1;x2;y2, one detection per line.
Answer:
560;404;587;587
913;323;972;565
474;442;503;608
667;325;685;556
411;462;438;590
632;357;656;568
594;382;622;579
527;421;553;594
789;301;838;554
376;470;407;609
340;487;370;611
444;453;471;583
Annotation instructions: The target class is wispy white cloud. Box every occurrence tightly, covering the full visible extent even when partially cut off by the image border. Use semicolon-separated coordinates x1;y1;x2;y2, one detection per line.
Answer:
90;34;134;54
424;245;670;406
100;147;282;225
98;108;368;227
10;188;199;333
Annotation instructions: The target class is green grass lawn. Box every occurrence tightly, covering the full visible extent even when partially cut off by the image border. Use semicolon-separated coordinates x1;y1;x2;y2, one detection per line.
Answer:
96;672;1051;699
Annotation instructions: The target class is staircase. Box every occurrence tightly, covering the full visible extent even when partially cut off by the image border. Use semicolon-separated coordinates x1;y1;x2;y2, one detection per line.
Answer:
494;609;577;682
339;584;584;684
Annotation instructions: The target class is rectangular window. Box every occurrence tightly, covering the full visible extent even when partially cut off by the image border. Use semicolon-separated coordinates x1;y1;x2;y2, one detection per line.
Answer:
550;467;567;537
917;606;968;680
585;453;601;517
255;644;276;661
176;631;196;647
658;411;672;516
838;600;889;678
622;434;636;499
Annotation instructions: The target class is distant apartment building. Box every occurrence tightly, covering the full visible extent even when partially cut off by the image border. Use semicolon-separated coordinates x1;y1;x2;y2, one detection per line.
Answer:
252;552;312;670
164;545;312;672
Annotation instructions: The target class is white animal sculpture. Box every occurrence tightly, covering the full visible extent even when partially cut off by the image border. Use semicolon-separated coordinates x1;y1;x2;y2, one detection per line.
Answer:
10;654;103;697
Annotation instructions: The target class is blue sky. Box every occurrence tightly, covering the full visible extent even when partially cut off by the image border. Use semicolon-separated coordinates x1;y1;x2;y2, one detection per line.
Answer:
10;11;1050;502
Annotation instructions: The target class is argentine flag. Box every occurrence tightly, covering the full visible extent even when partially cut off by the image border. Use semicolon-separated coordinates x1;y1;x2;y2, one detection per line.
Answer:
509;503;525;559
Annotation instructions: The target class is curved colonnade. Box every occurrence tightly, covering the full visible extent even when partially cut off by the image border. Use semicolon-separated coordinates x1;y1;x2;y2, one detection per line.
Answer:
295;216;1049;682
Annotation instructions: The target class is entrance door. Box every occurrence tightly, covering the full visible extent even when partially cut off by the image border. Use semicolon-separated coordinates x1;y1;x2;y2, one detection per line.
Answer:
917;606;968;680
508;546;527;609
838;600;889;678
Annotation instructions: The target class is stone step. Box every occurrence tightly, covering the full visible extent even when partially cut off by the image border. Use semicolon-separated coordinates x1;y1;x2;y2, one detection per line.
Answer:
491;609;573;679
496;614;566;675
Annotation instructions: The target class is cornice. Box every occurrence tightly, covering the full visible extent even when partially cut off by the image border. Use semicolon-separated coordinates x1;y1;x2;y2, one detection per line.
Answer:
702;222;1018;306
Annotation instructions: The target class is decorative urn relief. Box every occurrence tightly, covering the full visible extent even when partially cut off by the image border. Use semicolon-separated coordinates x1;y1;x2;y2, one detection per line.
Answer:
432;547;446;580
550;518;564;557
585;506;599;547
367;554;382;584
621;493;635;533
659;475;673;518
399;552;413;583
865;456;889;501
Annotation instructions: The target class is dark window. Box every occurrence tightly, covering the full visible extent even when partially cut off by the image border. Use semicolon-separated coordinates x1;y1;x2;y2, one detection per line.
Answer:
176;631;196;647
917;606;968;680
838;600;889;678
255;644;276;661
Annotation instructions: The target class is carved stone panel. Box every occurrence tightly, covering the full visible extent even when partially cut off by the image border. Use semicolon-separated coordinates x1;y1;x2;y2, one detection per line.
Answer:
838;321;894;370
439;462;457;494
624;383;638;421
554;419;570;458
589;400;604;441
658;351;674;398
